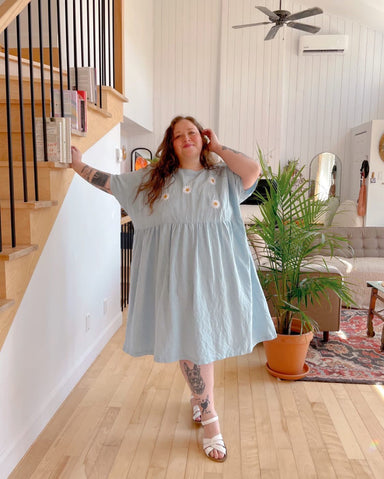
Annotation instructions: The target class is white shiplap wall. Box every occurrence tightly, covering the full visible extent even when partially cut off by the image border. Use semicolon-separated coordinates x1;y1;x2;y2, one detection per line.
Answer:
146;0;384;199
152;0;221;148
219;0;384;198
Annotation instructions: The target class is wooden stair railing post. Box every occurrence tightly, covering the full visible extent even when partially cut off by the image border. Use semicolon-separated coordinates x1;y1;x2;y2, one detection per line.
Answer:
113;0;124;94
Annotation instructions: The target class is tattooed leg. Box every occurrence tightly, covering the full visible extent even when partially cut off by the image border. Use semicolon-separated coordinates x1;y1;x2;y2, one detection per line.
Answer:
179;360;225;460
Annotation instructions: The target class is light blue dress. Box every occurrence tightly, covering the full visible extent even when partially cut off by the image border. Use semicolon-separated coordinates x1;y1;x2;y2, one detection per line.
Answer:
110;164;276;364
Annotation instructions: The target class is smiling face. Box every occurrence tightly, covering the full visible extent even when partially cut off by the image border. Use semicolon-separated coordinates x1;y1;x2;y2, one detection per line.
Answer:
172;119;203;168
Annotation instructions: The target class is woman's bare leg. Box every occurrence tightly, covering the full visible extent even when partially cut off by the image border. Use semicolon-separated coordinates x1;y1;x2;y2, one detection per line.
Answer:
179;360;225;460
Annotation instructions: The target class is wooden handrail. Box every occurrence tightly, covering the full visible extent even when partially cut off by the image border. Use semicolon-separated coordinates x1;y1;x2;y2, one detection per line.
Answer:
1;0;125;96
0;0;30;34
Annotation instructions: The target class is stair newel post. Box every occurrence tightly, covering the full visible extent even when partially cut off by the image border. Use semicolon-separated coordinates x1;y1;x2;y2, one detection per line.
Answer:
28;2;39;201
56;0;64;117
4;28;17;248
47;0;55;118
113;0;123;94
0;201;2;253
37;0;48;161
16;14;28;202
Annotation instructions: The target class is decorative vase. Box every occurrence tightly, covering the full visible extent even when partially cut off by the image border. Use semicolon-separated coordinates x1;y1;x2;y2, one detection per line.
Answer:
263;320;313;380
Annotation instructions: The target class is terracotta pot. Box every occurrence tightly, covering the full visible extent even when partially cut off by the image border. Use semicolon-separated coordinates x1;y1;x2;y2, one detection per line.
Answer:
263;320;313;379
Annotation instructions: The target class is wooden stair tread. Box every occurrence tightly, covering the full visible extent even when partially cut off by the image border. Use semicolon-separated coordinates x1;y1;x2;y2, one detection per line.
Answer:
0;244;38;261
0;298;15;313
88;102;113;118
0;98;51;105
102;86;129;103
0;199;59;209
0;51;64;74
0;160;71;169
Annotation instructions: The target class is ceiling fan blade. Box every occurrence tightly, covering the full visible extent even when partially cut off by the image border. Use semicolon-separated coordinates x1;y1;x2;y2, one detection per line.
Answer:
232;21;272;30
256;6;280;22
287;22;321;34
285;7;323;22
265;25;282;41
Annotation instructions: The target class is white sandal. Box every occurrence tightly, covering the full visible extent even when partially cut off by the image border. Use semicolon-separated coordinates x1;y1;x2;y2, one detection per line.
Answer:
190;396;201;424
201;416;227;462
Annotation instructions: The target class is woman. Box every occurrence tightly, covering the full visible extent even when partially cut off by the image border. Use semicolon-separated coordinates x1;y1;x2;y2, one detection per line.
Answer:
71;116;276;462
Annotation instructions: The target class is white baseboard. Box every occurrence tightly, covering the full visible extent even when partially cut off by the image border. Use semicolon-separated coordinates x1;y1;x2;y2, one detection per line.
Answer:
0;313;123;479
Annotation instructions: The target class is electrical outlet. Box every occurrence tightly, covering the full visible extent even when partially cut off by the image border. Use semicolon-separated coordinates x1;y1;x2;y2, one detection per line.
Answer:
103;298;108;315
85;313;91;332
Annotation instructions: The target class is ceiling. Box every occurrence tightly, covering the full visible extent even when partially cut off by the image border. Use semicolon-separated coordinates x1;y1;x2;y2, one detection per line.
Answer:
298;0;384;32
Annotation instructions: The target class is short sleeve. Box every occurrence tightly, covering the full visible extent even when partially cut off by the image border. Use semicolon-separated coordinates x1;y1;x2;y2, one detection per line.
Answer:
110;170;144;216
225;167;258;203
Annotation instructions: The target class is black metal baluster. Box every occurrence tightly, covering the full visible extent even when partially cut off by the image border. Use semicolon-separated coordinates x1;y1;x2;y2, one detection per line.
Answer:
98;0;102;107
120;223;125;310
128;221;133;303
48;0;55;118
4;28;16;247
38;0;48;161
80;0;84;67
64;0;71;90
93;0;97;104
28;3;39;201
56;0;64;117
102;0;106;86
16;15;28;202
112;0;115;88
87;0;90;66
73;0;78;89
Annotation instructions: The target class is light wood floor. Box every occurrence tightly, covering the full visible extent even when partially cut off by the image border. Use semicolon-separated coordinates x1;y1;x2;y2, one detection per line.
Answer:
10;316;384;479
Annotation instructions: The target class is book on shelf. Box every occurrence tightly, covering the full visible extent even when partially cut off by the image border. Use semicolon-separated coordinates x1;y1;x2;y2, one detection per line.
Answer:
70;67;97;103
77;90;88;133
53;89;88;135
53;89;79;132
35;117;72;164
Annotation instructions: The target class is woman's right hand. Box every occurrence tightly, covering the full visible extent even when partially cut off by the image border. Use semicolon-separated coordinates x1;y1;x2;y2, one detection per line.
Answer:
71;146;83;171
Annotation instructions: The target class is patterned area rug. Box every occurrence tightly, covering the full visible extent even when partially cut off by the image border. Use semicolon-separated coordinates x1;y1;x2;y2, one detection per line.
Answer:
302;309;384;384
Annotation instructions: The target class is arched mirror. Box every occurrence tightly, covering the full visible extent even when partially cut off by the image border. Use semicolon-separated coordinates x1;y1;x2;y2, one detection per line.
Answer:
309;152;342;201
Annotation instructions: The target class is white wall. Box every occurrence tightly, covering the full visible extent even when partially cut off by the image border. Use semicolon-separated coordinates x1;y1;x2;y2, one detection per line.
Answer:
220;0;384;194
121;0;221;166
122;0;384;202
0;126;123;478
123;0;154;131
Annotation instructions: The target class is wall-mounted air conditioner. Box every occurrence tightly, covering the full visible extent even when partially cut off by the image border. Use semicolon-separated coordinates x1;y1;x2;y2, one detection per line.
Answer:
299;34;348;55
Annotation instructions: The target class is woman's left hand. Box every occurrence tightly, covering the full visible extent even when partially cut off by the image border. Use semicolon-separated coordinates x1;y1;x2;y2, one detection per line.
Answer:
202;128;221;154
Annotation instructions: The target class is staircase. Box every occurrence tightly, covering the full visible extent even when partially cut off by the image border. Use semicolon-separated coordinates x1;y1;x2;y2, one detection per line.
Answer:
0;51;127;350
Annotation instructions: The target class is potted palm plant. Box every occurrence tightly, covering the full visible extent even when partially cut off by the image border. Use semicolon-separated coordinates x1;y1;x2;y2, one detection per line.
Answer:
248;154;354;379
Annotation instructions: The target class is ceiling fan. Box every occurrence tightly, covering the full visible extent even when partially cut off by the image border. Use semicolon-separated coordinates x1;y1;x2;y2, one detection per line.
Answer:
232;1;323;41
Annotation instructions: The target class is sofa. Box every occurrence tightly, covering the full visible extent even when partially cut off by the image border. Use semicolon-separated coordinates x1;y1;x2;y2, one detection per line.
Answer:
319;226;384;309
243;202;384;340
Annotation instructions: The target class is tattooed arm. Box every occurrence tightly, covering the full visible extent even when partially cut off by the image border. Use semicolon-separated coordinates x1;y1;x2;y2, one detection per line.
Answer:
71;146;112;194
202;128;260;190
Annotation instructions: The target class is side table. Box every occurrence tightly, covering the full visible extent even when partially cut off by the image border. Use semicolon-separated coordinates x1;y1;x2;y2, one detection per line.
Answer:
367;281;384;351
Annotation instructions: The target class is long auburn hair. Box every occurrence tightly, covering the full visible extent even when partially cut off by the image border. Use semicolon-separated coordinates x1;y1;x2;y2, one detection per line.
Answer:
136;116;217;212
